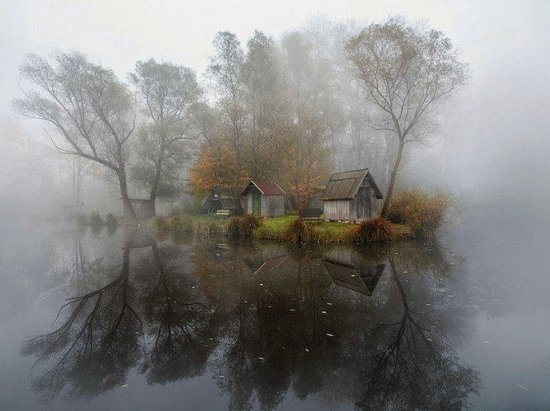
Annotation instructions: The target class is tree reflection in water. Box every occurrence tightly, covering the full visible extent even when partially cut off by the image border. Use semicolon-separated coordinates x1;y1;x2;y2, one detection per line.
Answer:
22;228;479;409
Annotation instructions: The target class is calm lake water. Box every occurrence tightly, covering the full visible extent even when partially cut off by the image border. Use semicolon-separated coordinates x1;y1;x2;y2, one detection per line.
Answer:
1;205;549;410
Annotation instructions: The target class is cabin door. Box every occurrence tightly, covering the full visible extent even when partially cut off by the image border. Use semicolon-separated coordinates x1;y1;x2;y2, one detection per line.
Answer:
252;189;261;214
357;187;369;219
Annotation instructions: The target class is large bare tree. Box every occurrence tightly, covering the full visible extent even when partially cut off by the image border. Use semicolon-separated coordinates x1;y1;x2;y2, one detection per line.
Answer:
206;31;247;211
13;52;138;218
130;59;202;215
345;18;467;216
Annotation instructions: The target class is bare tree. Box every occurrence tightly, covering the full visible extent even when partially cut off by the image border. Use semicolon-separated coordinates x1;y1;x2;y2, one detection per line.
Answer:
130;59;202;214
207;32;247;211
345;18;467;216
13;52;138;219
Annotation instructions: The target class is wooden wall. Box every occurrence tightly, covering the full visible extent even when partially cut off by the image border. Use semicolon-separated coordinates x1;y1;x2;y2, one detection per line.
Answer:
323;178;378;221
262;195;285;217
244;191;285;217
324;200;351;220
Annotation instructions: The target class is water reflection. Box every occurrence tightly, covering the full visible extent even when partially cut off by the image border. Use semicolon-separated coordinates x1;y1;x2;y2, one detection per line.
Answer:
22;227;479;409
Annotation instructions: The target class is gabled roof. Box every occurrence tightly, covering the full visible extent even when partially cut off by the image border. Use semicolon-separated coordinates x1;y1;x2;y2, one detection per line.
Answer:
321;168;383;201
322;259;384;296
242;180;287;196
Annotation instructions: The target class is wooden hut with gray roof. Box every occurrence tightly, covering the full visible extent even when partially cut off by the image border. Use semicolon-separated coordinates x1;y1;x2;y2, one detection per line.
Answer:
322;168;383;222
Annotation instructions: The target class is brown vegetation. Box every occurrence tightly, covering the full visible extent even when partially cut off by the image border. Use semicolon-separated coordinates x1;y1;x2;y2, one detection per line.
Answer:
387;189;452;239
353;217;394;244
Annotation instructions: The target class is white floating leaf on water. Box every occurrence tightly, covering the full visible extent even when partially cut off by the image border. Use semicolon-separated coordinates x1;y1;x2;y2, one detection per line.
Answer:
121;384;128;388
321;311;327;314
290;308;296;312
258;357;264;360
516;384;529;391
305;348;309;352
326;302;333;306
326;333;334;337
427;338;433;342
259;283;264;286
351;274;356;277
426;303;431;306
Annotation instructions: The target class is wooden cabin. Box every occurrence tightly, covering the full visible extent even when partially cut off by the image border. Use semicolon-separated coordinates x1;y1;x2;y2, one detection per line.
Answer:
242;180;286;217
202;188;237;215
322;168;383;222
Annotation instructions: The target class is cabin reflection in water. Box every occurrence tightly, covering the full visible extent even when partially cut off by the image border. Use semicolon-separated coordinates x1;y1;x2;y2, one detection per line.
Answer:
20;228;481;410
322;249;385;296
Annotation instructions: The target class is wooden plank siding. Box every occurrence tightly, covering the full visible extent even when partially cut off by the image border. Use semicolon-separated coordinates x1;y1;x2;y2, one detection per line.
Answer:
322;168;382;222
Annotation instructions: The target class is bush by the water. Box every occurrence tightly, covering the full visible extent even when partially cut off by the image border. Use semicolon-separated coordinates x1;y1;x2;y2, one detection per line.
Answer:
194;220;224;237
89;210;104;226
170;215;193;235
226;214;262;240
105;213;118;226
154;216;171;231
286;218;317;244
354;217;393;244
387;189;452;239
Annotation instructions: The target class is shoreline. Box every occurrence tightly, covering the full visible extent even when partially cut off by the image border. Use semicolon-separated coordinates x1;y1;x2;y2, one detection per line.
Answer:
151;214;414;244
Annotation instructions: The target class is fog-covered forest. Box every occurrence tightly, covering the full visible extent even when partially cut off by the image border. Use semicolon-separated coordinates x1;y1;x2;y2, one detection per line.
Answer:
2;1;549;219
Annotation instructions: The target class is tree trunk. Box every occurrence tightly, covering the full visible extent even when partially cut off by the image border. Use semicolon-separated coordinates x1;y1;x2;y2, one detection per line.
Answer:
149;159;162;217
380;139;404;218
118;168;136;220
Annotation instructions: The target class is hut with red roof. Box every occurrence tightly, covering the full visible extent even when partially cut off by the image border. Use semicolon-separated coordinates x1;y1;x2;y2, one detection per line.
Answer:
241;180;286;217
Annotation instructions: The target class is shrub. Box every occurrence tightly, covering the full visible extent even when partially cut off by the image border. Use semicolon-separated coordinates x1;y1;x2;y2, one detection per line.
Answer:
105;213;118;227
354;217;394;244
226;214;262;240
387;189;452;239
170;215;193;235
194;220;224;237
154;216;170;231
89;210;104;226
285;218;317;244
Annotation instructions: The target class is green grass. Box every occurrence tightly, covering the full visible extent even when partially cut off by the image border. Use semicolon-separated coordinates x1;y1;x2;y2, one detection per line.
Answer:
151;213;414;244
254;215;412;243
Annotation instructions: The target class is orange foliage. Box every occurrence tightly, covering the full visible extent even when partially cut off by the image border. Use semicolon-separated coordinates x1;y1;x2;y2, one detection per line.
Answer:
191;144;248;197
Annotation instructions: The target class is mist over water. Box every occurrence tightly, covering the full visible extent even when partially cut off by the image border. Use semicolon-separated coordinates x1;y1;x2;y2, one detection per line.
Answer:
1;1;550;410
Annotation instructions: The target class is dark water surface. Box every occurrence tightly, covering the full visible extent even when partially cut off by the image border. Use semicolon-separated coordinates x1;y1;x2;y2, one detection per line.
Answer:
1;206;549;410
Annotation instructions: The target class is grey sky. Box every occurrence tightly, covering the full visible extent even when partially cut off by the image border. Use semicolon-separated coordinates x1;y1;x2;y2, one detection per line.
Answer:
1;0;549;200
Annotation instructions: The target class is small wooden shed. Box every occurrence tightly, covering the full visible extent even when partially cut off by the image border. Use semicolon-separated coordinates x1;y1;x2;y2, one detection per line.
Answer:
322;168;383;222
242;180;286;217
202;188;237;215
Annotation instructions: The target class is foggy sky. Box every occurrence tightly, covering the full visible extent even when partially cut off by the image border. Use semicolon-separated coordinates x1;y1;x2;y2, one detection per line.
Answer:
2;0;550;206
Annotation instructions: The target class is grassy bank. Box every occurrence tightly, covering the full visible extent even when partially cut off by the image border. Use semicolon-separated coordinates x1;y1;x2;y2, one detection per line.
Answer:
152;214;413;244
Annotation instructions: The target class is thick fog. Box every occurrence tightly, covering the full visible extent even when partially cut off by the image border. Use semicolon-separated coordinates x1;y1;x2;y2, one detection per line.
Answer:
1;0;549;217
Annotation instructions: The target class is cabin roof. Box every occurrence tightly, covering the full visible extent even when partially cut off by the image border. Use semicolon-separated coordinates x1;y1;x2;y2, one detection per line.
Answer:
322;259;384;296
242;180;287;196
321;168;383;201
